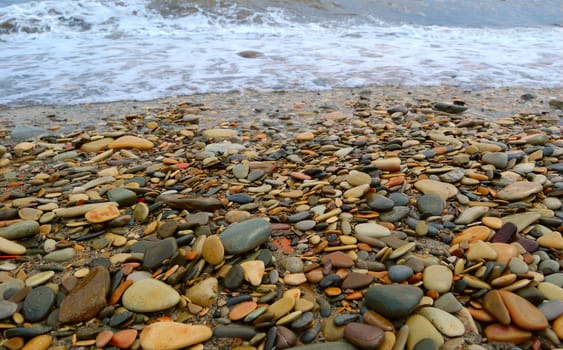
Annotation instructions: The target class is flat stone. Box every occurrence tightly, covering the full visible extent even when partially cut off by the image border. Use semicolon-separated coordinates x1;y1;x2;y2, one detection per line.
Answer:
140;322;212;350
202;235;225;265
538;282;563;300
229;301;257;321
482;217;504;230
498;289;548;330
232;163;250;179
423;265;452;293
406;314;444;350
213;324;257;339
491;222;517;242
108;135;154;150
85;204;120;223
537;231;563;249
365;284;423;319
19;334;52;350
483;290;510;325
0;220;39;240
439;168;465;183
203;128;238;139
342;272;374;290
496;181;543;201
220;218;272;254
354;222;390;238
282;257;304;273
284;343;358;350
374;158;401;172
184;277;218;307
53;202;119;218
205;142;246;154
417;194;445;217
44;247;76;262
347;170;372;186
18;207;43;221
414;179;458;199
343;184;370;199
268;296;295;320
484;324;531;344
466;241;497;261
59;266;110;323
81;138;114;152
224;264;244;290
156;194;223;211
122;278;180;313
344;322;385;349
225;210;252;223
0;236;26;255
508;257;528;274
143;237;178;269
321;251;354;268
455;206;489;225
434;293;462;313
554;314;563;341
451;225;491;244
107;187;137;207
25;271;55;287
537;300;563;321
109;329;138;349
378;206;409;222
418;306;465;337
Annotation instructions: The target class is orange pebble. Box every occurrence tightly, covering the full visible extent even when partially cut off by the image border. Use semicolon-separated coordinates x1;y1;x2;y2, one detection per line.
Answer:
109;280;133;305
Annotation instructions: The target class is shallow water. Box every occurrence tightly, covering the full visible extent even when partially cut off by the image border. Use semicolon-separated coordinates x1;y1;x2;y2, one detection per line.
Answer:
1;0;562;106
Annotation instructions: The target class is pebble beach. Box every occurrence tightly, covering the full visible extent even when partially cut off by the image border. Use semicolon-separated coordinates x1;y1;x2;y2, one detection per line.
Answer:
1;85;563;350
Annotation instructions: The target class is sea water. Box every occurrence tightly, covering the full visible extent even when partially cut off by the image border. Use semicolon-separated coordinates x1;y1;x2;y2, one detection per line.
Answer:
1;0;562;106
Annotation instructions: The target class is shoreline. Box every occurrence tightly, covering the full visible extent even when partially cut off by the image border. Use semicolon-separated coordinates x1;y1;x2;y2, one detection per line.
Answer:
0;83;562;349
1;85;562;136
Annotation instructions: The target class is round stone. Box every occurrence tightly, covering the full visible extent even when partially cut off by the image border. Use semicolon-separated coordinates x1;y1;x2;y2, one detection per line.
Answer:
347;170;372;186
122;278;180;313
0;300;18;319
282;257;304;273
482;152;508;169
201;235;224;265
354;222;390;238
388;265;414;283
23;285;56;322
423;265;453;293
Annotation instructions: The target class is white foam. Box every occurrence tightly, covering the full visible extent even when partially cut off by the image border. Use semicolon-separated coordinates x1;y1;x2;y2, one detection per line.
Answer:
1;0;562;106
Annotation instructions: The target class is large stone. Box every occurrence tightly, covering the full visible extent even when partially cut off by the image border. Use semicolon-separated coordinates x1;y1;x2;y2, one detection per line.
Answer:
140;322;212;350
454;206;489;225
496;181;543;201
406;314;444;350
219;218;272;254
0;220;39;240
344;322;385;349
422;265;452;293
347;170;372;186
203;129;238;139
23;286;55;322
501;212;541;233
365;284;423;319
59;266;110;323
484;324;531;344
498;290;548;331
107;187;137;207
414;179;458;199
417;194;445;217
122;278;180;313
85;204;120;223
201;235;225;265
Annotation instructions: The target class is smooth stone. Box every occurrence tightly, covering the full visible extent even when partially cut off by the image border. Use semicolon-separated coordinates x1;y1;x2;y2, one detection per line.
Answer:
388;265;414;283
205;142;246;154
537;231;563;249
413;338;438;350
11;125;48;140
482;152;508;169
344;322;385;349
143;237;178;269
423;265;452;293
537;300;563;321
0;299;18;319
140;322;212;350
108;135;154;150
81;138;114;152
85;204;121;223
483;290;510;325
0;236;26;255
225;210;252;223
508;257;528;274
213;325;257;339
230;301;258;321
240;260;265;286
203;128;238;139
389;192;410;206
406;314;444;350
502;212;541;233
282;257;304;273
44;247;76;262
414;179;458;199
484;324;531;344
466;241;497;261
496;181;543;201
365;284;423;319
20;334;52;350
220;218;272;254
224;264;245;290
554;314;563;341
233;163;250;179
439;168;465;183
110;329;137;349
451;225;491;244
295;220;316;231
59;266;110;323
498;289;548;330
321;251;354;268
365;193;395;211
18;208;43;221
202;235;225;265
0;220;39;240
378;206;409;222
538;282;563;300
107;187;137;207
417;194;444;217
343;184;370;199
374;158;401;172
268;297;296;320
322;315;345;341
184;277;219;307
544;197;562;210
347;170;372;186
417;306;465;337
491;222;517;242
53;202;119;218
122;278;180;312
455;206;489;225
25;271;55;287
434;293;462;313
284;342;359;350
354;223;390;238
342;272;373;290
482;216;504;229
156;194;223;211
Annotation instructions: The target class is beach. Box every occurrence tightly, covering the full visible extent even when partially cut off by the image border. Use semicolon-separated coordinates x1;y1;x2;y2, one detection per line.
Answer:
1;84;563;349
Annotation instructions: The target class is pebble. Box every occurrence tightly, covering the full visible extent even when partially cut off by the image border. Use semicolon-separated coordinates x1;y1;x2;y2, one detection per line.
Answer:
354;222;390;238
344;322;385;349
423;265;452;293
140;322;213;350
220;218;272;254
417;194;445;217
25;271;55;287
365;285;423;319
417;306;465;337
108;135;154;150
0;236;26;255
44;247;76;262
388;265;414;283
496;181;543;201
201;235;225;265
406;314;444;350
184;277;219;307
0;220;39;240
414;179;458;199
122;278;180;312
